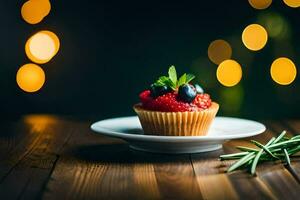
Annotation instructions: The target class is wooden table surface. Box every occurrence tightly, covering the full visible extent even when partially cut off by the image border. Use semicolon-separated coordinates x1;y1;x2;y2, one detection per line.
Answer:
1;115;300;200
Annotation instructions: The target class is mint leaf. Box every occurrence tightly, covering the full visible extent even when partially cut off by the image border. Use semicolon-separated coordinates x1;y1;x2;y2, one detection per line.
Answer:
153;80;165;87
177;73;186;86
158;76;170;83
153;76;176;90
186;74;195;83
166;79;176;90
154;76;169;86
168;66;177;86
151;66;193;91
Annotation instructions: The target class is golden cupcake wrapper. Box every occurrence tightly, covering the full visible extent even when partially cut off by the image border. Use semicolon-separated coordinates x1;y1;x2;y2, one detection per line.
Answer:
133;102;219;136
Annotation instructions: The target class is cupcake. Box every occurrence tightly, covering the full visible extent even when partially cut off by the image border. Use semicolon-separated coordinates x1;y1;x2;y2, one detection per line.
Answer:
133;66;219;136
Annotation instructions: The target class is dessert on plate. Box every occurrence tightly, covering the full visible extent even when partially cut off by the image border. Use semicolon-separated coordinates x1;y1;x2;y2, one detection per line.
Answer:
133;66;219;136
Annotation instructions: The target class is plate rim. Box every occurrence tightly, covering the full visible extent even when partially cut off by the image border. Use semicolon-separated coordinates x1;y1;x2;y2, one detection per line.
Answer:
90;116;266;142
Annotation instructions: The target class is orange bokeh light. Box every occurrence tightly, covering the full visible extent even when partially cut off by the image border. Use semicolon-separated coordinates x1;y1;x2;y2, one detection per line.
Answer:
248;0;272;9
25;30;60;64
242;24;268;51
208;39;232;65
283;0;300;8
21;0;51;24
270;57;297;85
217;59;242;87
16;63;45;92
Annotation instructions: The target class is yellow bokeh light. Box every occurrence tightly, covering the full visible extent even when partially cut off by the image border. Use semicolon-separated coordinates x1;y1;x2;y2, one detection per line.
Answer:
248;0;272;9
283;0;300;8
25;30;60;64
21;0;51;24
16;63;45;92
42;31;60;54
270;57;297;85
208;39;232;65
242;24;268;51
29;33;55;60
217;59;242;87
257;12;290;40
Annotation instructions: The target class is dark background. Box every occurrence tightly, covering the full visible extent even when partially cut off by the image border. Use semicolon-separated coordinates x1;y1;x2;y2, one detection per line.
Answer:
1;0;299;120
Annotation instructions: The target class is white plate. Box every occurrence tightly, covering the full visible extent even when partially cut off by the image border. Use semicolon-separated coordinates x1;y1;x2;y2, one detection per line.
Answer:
90;116;266;154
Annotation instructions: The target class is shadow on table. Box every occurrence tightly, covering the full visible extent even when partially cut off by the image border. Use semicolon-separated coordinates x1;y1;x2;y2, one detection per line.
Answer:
68;143;223;164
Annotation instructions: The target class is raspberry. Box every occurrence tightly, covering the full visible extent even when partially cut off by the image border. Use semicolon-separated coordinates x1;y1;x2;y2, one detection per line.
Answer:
139;90;152;103
150;93;195;112
139;90;198;112
193;94;212;110
139;90;212;112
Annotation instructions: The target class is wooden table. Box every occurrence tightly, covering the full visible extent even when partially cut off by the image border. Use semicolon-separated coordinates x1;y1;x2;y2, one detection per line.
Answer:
1;115;300;199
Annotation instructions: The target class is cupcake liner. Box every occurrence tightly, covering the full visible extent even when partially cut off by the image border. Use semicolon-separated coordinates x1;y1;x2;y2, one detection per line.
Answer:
133;102;219;136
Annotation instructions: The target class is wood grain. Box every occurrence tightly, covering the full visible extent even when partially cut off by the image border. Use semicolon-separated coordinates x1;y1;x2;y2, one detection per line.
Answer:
43;122;202;200
152;155;202;200
0;115;75;199
192;144;276;199
260;123;300;199
224;124;300;200
1;116;300;200
271;121;300;184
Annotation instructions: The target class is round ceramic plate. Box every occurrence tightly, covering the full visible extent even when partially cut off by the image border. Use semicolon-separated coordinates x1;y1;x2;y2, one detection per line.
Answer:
90;116;266;154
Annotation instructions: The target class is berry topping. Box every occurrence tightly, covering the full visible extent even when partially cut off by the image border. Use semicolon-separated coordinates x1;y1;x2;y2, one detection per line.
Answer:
137;66;213;112
139;91;197;112
139;90;212;112
139;90;152;103
193;93;212;109
195;84;204;94
150;84;172;98
178;84;197;103
151;66;195;93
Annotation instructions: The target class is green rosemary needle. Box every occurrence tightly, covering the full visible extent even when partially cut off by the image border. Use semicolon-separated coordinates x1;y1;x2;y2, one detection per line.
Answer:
236;146;259;152
220;130;300;175
250;137;275;175
283;149;290;165
227;152;256;173
251;140;279;159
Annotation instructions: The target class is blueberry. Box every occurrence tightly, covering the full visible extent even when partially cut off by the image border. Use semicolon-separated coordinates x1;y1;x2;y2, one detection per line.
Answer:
178;84;197;103
150;84;171;98
195;84;204;94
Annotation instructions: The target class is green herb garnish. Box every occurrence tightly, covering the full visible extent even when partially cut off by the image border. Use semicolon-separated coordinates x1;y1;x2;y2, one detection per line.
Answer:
168;66;177;86
153;66;195;90
220;130;300;175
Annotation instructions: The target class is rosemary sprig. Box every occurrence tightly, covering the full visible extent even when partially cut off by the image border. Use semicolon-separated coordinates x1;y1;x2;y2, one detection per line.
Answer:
220;130;300;175
251;140;279;159
236;146;259;152
250;137;275;174
227;152;256;172
283;149;290;165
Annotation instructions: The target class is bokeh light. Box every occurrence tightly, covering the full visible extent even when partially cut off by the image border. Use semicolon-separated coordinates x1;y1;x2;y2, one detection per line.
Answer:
25;31;60;64
242;24;268;51
24;115;59;132
16;63;45;92
283;0;300;8
219;85;244;115
270;57;297;85
43;31;60;54
21;0;51;24
217;59;242;87
227;36;254;71
257;12;291;40
248;0;272;9
28;33;55;60
208;39;232;65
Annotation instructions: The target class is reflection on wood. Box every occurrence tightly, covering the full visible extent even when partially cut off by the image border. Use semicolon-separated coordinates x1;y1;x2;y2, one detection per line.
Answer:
0;115;300;199
133;164;160;200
